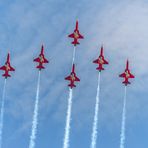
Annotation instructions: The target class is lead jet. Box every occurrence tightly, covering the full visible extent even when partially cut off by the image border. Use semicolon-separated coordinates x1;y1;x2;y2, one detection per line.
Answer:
93;46;108;71
0;53;15;78
68;20;84;46
119;60;135;85
34;45;49;70
65;64;80;88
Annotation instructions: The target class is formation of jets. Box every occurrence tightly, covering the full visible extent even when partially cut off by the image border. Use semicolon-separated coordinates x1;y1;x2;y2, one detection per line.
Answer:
66;20;84;88
65;20;135;88
0;20;135;86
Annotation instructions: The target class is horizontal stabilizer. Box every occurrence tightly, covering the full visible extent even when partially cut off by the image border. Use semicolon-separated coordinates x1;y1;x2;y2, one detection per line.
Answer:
68;83;76;88
123;81;131;85
72;41;80;45
96;67;104;71
3;73;11;77
37;65;45;69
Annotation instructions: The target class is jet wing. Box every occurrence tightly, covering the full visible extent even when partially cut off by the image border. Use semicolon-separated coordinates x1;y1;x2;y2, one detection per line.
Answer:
129;73;135;78
68;33;74;38
65;75;71;80
75;76;80;81
43;57;49;63
10;66;15;71
93;59;98;64
103;59;108;64
0;66;6;70
34;57;40;62
119;73;126;77
78;33;84;39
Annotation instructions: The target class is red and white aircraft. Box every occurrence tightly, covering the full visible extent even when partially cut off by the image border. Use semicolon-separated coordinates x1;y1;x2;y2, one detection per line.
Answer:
119;60;135;85
65;64;80;88
34;45;49;70
68;20;84;46
0;53;15;78
93;46;108;71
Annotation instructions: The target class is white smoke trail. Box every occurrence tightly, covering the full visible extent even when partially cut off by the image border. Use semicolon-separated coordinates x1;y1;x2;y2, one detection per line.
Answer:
29;71;41;148
90;72;101;148
63;88;73;148
72;46;76;65
120;86;127;148
0;79;7;148
63;45;75;148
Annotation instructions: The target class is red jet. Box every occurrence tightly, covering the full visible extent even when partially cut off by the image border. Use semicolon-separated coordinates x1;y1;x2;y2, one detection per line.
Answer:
93;46;109;71
65;64;80;88
34;45;49;70
119;60;135;85
0;53;15;78
68;20;84;46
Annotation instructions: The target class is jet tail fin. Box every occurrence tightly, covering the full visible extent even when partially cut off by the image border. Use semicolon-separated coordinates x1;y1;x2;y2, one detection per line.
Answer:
3;73;11;78
72;40;80;45
37;65;45;69
123;81;131;85
96;67;104;71
68;83;76;88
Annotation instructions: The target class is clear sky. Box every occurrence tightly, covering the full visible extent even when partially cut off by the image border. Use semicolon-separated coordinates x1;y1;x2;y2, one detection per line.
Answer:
0;0;148;148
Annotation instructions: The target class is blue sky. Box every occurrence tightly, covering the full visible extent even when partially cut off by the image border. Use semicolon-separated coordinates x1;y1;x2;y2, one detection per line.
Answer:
0;0;148;148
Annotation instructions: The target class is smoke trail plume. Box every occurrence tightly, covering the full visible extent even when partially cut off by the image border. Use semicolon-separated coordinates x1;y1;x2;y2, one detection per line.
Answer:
72;46;76;65
90;72;101;148
0;79;7;148
120;86;127;148
63;45;76;148
63;88;73;148
29;71;41;148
